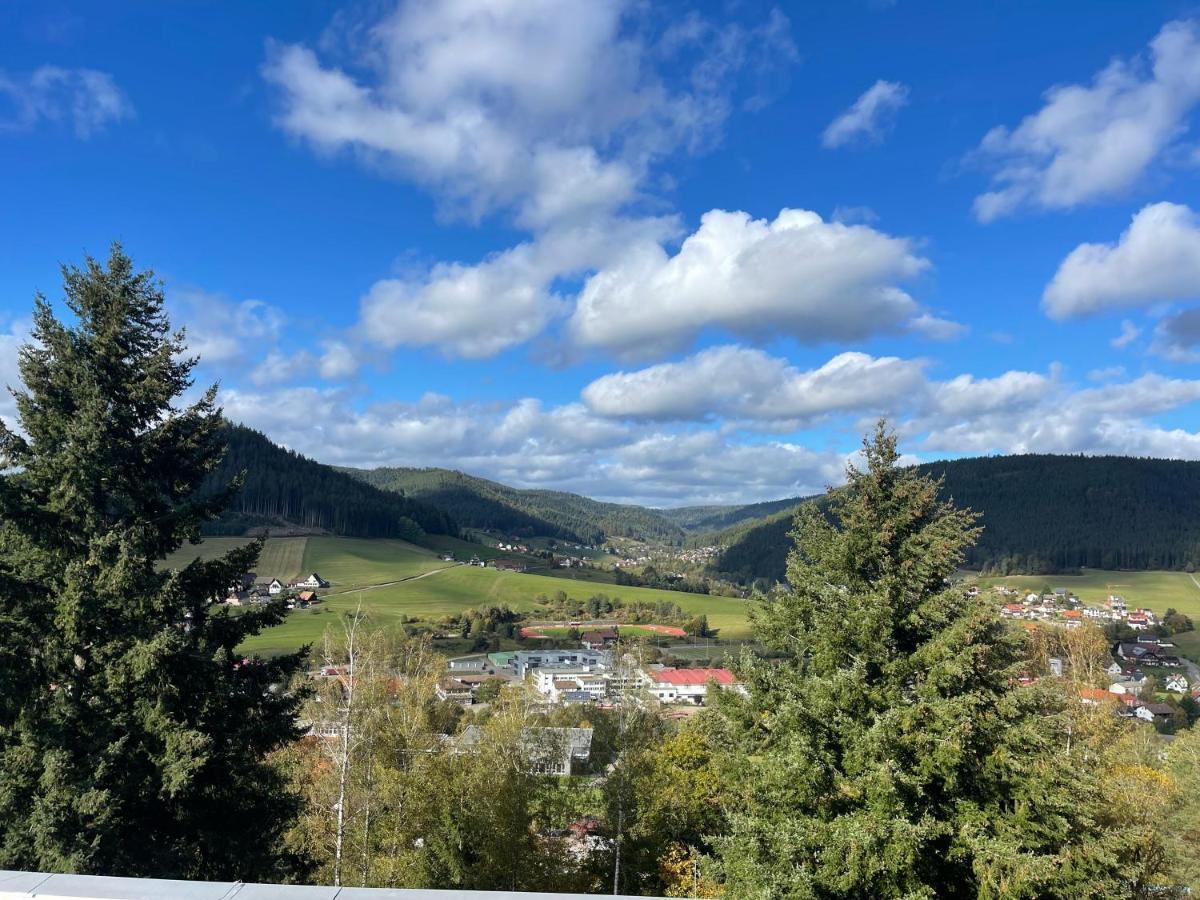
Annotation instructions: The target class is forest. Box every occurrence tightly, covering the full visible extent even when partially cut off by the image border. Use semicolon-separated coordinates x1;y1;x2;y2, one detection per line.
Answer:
343;464;686;544
709;454;1200;582
201;425;459;541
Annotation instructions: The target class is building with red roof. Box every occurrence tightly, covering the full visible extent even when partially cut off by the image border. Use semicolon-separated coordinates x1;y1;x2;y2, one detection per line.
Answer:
641;666;741;705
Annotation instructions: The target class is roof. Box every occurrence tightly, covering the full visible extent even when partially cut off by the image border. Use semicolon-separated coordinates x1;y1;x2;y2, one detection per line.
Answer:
650;667;736;686
1079;687;1114;702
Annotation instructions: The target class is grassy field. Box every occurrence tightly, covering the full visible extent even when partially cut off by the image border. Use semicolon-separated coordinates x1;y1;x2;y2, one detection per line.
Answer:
301;536;448;591
970;569;1200;619
238;540;753;657
162;536;308;581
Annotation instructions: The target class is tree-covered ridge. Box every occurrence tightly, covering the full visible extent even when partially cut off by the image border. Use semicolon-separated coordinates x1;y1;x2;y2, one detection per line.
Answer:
342;465;686;544
202;426;457;541
660;495;814;532
709;454;1200;582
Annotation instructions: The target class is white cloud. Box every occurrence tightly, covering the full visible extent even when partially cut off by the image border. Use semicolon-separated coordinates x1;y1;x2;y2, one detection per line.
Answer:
0;65;132;138
1043;202;1200;317
821;79;909;148
170;290;287;365
217;361;1200;506
582;346;928;423
569;208;934;359
1112;319;1142;349
318;341;361;379
0;321;30;428
263;0;792;229
972;19;1200;221
358;215;675;358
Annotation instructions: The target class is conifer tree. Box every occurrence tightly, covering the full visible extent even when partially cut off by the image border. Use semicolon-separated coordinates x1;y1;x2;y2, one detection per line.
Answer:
716;422;1142;898
0;246;307;879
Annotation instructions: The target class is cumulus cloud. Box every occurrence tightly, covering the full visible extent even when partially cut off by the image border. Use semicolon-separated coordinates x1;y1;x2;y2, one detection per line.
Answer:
263;0;793;228
170;290;287;366
972;19;1200;221
0;65;132;138
216;359;1200;506
569;208;935;359
358;215;675;358
582;346;928;422
1043;202;1200;317
822;79;909;148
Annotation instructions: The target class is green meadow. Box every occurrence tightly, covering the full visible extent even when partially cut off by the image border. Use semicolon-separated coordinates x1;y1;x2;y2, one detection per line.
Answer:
970;569;1200;620
168;535;755;656
162;536;309;581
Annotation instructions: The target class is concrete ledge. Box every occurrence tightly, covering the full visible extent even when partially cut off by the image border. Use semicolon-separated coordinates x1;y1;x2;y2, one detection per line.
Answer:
0;871;663;900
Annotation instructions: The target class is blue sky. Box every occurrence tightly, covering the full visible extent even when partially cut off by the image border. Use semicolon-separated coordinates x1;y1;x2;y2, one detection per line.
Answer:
3;0;1200;506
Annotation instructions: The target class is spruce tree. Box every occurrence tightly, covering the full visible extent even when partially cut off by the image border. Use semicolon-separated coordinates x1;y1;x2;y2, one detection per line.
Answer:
716;422;1138;898
0;246;307;879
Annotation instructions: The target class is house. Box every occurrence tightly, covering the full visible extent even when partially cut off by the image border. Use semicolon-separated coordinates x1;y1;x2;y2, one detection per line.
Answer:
296;590;320;607
1166;673;1189;693
446;725;593;776
1001;603;1025;619
1136;703;1176;725
580;629;618;650
641;667;741;705
1079;687;1115;706
254;577;285;596
448;656;488;672
291;573;329;589
436;677;476;705
492;557;528;573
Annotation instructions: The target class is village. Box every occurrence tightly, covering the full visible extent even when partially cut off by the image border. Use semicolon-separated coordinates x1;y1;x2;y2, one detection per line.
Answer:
992;586;1199;732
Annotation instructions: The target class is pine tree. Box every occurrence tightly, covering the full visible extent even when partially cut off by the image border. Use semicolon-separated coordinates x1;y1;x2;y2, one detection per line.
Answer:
0;246;307;879
715;422;1142;898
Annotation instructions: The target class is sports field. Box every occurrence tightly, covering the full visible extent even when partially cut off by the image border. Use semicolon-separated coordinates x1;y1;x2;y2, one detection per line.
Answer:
218;535;752;656
970;569;1200;620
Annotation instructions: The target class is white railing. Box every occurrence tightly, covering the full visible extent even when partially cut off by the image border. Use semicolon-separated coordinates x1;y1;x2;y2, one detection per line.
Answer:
0;871;664;899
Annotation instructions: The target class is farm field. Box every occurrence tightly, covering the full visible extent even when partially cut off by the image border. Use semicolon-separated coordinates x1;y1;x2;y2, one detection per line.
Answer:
162;536;308;581
300;536;448;590
970;569;1200;620
237;539;753;656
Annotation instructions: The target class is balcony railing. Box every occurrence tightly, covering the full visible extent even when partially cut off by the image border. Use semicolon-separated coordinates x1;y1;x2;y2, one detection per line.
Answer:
0;870;665;899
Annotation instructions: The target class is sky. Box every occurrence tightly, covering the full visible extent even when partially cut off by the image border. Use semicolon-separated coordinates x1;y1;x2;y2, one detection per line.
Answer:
3;0;1200;508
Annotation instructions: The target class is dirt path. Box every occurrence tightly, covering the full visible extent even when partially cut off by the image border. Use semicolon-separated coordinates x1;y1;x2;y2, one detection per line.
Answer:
325;565;456;598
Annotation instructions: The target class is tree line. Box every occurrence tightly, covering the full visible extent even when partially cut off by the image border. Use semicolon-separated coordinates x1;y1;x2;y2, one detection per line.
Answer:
344;465;687;545
203;425;458;541
710;453;1200;583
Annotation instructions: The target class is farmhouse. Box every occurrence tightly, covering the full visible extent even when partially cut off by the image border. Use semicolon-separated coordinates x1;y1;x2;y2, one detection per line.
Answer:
254;577;285;596
492;557;528;573
290;573;329;589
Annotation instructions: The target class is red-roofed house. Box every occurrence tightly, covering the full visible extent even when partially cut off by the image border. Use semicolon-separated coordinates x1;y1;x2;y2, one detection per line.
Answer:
641;667;741;705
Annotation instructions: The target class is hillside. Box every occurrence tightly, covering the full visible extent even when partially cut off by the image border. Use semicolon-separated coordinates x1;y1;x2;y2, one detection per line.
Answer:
201;425;458;541
665;496;816;534
342;465;685;544
707;455;1200;583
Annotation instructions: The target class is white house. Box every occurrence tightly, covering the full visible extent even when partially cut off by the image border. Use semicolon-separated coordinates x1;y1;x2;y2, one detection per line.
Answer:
291;573;329;589
1166;673;1189;693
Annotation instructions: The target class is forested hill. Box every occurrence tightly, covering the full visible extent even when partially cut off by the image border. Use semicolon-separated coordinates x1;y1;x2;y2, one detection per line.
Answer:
201;425;458;540
709;455;1200;583
342;466;685;544
663;496;815;533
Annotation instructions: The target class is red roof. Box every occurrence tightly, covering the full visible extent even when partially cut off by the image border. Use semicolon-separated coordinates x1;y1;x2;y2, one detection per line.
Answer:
652;667;736;686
